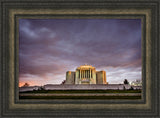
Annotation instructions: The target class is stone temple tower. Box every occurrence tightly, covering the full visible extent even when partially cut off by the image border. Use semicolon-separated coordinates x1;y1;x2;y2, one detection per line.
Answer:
65;64;107;85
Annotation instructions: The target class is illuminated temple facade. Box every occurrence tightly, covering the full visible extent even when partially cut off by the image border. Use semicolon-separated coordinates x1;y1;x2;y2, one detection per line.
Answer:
65;65;107;84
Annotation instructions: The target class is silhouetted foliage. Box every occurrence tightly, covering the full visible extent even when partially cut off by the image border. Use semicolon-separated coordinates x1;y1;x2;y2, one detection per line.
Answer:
61;80;66;85
129;86;134;90
124;79;129;84
123;86;126;90
23;82;29;87
38;86;45;91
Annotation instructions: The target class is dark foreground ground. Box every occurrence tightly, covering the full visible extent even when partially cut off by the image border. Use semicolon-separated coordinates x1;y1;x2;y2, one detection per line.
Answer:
19;89;141;99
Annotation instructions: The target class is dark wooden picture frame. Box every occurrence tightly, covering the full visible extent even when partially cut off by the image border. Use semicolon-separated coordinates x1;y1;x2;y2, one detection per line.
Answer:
0;0;159;117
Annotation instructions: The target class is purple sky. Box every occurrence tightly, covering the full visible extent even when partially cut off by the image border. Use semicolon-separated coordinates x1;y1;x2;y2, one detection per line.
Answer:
19;19;141;86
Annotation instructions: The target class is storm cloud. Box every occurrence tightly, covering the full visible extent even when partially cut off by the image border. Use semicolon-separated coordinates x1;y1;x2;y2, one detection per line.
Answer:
19;19;141;86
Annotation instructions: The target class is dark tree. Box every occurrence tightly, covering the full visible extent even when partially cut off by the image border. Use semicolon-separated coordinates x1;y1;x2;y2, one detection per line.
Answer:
23;82;29;87
124;79;129;84
129;86;134;90
61;80;66;85
123;86;126;90
38;86;45;91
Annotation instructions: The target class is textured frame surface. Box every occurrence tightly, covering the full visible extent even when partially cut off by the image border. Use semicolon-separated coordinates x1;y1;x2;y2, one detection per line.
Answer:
0;0;159;117
15;13;145;104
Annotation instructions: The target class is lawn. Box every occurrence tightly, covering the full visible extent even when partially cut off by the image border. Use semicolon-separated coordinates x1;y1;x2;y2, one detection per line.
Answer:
19;89;141;99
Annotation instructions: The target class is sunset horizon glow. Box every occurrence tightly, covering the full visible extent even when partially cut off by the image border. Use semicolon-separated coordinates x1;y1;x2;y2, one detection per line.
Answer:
19;19;141;87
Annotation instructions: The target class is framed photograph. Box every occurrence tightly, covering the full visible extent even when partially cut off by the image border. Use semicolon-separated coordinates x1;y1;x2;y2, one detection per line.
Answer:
19;18;142;100
0;0;159;117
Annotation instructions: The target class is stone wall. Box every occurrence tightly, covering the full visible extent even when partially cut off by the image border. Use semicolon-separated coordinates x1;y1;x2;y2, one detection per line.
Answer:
19;84;142;92
43;84;142;90
19;86;39;92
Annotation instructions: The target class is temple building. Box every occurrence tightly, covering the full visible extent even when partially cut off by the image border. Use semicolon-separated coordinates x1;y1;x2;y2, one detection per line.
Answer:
65;65;107;84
